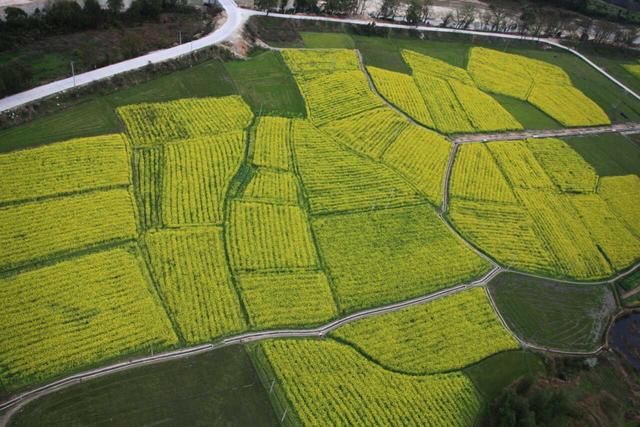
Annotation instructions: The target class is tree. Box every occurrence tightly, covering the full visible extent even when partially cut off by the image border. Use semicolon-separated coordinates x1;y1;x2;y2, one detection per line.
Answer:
4;7;29;26
324;0;357;15
127;0;163;19
0;59;33;97
107;0;124;14
405;0;421;24
46;0;85;31
488;4;509;32
592;20;617;44
453;4;476;29
255;0;278;13
420;0;432;23
377;0;400;19
83;0;104;27
440;11;453;27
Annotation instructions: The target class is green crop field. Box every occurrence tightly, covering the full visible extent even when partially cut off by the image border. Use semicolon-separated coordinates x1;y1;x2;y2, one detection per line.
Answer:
9;345;279;426
488;273;617;351
1;26;638;426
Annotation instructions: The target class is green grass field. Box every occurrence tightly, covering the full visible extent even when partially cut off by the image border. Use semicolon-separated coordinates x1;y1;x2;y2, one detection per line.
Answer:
564;133;640;177
491;94;562;130
0;60;237;152
301;32;355;48
224;51;306;117
617;269;640;293
463;350;545;404
9;345;278;427
488;273;617;351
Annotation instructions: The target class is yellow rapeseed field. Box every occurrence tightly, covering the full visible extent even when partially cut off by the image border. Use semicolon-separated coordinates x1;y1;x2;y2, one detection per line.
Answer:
291;120;421;214
237;271;337;329
242;169;300;205
383;125;452;206
598;175;640;238
322;107;409;159
145;227;246;344
161;133;245;226
0;248;178;389
255;339;481;426
467;47;610;126
0;189;138;271
0;134;130;203
450;144;516;203
332;288;518;374
252;116;292;170
227;200;318;271
312;205;491;311
367;66;435;127
117;96;253;146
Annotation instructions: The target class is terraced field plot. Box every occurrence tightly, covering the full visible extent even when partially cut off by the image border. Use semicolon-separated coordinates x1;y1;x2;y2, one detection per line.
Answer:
448;137;640;280
488;273;617;351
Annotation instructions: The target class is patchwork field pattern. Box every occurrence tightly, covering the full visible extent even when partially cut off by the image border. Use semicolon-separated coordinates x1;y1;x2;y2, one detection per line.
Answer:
291;120;422;214
367;66;435;127
3;44;639;418
252;339;481;426
400;50;522;134
0;189;138;271
312;205;491;311
237;271;337;329
332;288;518;374
162;133;244;226
468;48;610;126
449;137;640;279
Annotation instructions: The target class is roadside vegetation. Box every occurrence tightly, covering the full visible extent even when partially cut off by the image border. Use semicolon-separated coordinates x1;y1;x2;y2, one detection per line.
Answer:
0;0;221;96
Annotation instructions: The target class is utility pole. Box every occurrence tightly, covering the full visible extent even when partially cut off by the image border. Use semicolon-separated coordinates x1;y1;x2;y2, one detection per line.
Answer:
179;30;182;44
70;61;76;87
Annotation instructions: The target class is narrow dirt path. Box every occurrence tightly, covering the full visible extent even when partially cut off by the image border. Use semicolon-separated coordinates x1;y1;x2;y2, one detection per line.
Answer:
452;122;640;143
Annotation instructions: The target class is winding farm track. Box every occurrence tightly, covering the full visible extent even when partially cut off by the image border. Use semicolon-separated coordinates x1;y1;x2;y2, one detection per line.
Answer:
2;4;640;423
452;122;640;143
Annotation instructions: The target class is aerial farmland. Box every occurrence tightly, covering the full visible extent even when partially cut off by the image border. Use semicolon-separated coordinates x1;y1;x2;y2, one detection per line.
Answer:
1;4;640;426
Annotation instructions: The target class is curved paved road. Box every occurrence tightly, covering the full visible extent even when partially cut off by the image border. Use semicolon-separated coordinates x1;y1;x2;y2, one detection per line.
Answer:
452;122;640;143
0;0;246;113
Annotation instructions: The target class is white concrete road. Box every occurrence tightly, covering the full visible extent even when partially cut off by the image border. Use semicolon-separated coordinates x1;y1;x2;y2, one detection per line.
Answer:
0;0;247;113
2;3;640;112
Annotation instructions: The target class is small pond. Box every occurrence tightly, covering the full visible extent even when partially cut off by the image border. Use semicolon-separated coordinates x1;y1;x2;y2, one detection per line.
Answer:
609;312;640;369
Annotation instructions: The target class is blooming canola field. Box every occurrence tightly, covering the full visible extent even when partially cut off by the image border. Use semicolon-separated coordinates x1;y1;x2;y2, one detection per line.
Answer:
1;46;638;426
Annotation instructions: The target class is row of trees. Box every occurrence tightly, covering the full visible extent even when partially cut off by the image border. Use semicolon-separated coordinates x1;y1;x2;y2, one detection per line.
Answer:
254;0;639;47
1;0;194;37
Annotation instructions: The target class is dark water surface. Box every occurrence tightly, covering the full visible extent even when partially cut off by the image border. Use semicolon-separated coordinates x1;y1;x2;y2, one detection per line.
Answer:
609;312;640;369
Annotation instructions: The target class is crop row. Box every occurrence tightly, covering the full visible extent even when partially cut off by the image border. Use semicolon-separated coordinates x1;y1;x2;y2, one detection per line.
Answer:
145;227;246;344
0;188;138;272
449;137;640;279
291;119;422;214
0;134;131;204
117;96;253;146
162;133;245;226
312;205;492;311
254;339;481;426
